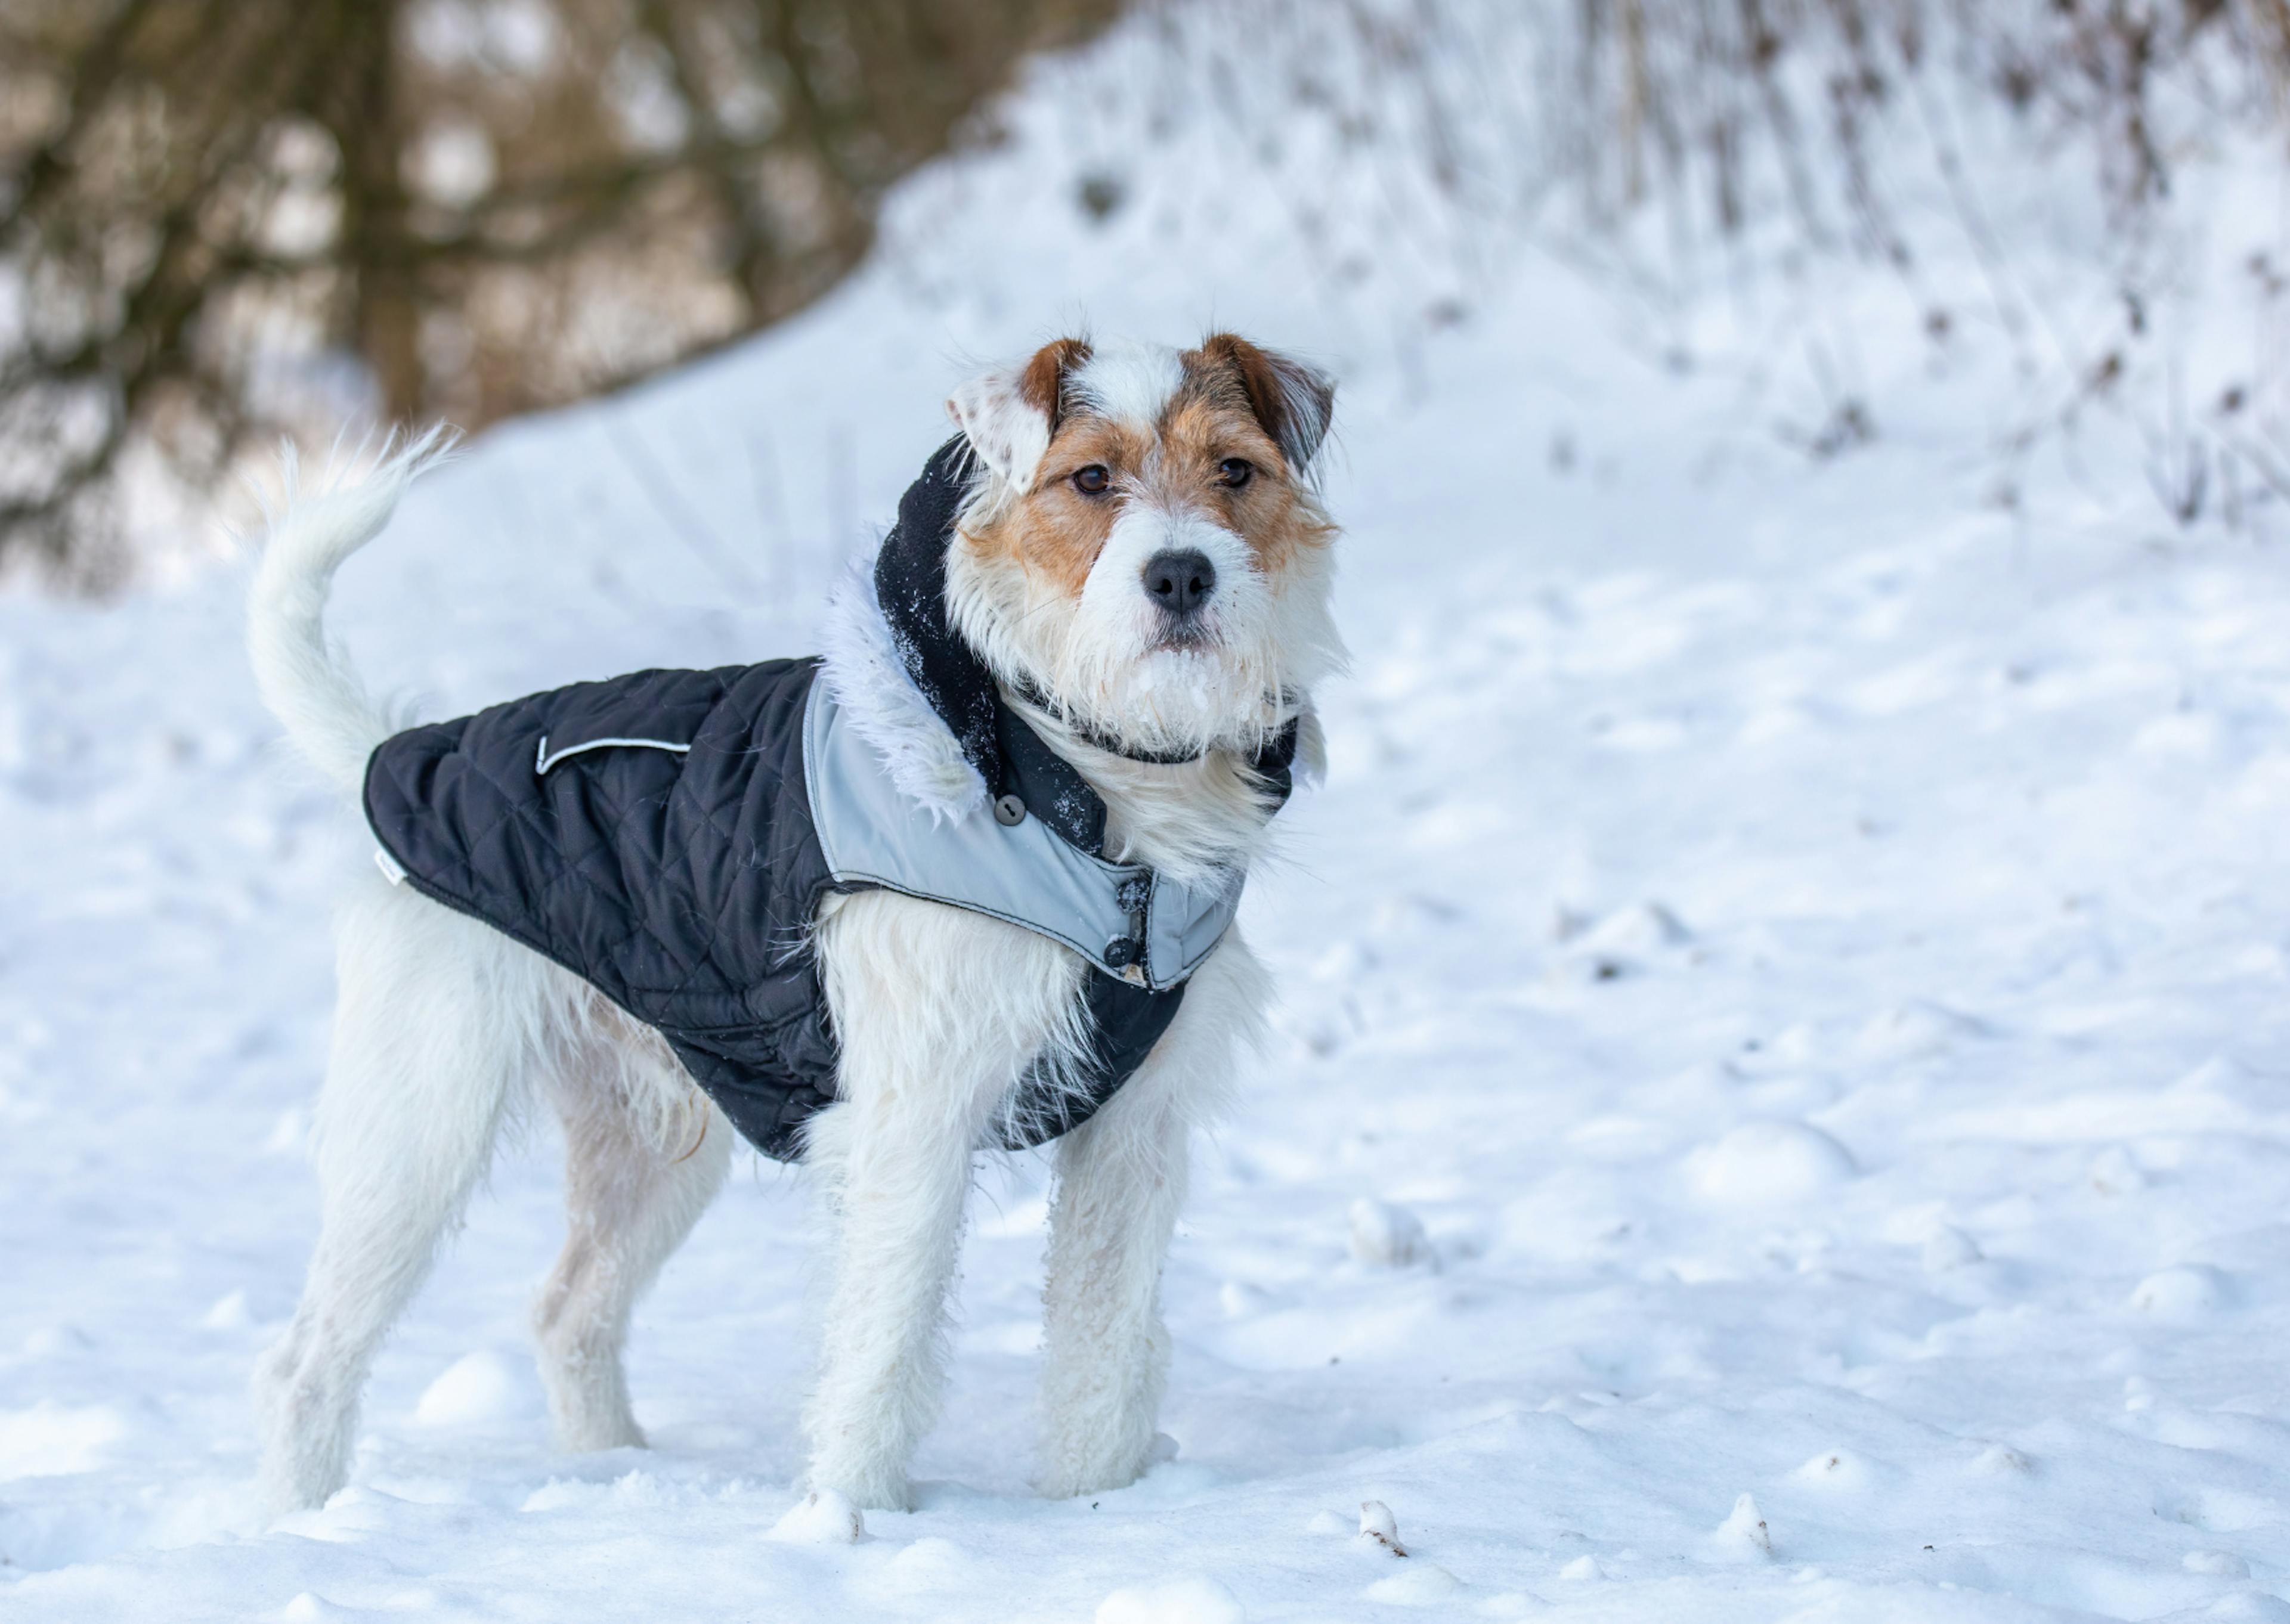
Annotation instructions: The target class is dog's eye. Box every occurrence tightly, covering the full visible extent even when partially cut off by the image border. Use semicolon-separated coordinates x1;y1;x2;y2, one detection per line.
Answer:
1217;458;1253;488
1072;465;1111;495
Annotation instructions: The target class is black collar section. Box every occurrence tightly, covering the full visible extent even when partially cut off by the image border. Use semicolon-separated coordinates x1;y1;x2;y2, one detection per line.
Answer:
873;438;1003;797
995;699;1107;853
874;437;1304;859
1004;675;1209;766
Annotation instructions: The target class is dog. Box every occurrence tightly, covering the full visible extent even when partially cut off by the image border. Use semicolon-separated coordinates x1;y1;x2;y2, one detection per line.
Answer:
245;332;1345;1517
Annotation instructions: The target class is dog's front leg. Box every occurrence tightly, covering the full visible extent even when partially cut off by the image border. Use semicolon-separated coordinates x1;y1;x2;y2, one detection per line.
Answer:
1035;938;1264;1499
797;1078;983;1511
1032;1074;1190;1500
800;894;1067;1511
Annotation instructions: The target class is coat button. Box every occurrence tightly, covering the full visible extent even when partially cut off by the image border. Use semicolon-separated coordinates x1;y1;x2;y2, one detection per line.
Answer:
1103;937;1138;968
993;793;1026;826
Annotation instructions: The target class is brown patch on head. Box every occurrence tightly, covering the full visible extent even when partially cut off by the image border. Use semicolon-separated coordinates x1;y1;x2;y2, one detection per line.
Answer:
1017;337;1093;439
964;410;1149;597
1153;391;1320;575
1159;343;1338;576
1183;332;1335;474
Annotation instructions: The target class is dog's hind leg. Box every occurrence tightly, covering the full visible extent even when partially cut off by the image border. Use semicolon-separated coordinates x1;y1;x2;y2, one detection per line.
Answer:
533;1025;731;1453
253;883;536;1517
1033;934;1266;1499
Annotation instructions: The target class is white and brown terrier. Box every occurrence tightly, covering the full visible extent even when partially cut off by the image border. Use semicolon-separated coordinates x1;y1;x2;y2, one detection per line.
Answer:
246;333;1344;1517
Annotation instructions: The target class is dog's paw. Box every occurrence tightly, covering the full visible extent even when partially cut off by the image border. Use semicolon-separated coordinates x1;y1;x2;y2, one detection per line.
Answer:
1035;1432;1170;1501
1039;1429;1181;1502
1034;1461;1140;1501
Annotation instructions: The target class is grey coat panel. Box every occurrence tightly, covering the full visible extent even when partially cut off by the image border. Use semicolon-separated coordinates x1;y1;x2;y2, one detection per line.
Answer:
803;677;1238;992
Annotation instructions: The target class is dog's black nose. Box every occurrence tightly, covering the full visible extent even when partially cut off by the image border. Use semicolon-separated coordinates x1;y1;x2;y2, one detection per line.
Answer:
1142;548;1216;616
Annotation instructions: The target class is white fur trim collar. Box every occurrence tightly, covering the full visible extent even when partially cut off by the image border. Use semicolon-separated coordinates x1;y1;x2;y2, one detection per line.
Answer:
816;553;989;823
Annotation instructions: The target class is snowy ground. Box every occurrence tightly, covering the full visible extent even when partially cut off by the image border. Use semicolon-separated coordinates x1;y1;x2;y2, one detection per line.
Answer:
7;12;2290;1623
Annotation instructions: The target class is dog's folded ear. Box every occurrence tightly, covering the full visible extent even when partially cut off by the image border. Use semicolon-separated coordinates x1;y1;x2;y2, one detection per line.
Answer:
1193;333;1336;476
946;336;1093;491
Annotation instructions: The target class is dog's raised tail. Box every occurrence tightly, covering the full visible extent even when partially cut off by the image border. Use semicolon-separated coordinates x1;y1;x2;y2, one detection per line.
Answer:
246;428;459;794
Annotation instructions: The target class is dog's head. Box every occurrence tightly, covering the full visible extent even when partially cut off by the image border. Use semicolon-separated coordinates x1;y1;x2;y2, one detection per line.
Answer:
943;333;1345;760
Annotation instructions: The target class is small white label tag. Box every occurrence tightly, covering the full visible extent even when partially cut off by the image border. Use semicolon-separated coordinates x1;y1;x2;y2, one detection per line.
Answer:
373;847;409;887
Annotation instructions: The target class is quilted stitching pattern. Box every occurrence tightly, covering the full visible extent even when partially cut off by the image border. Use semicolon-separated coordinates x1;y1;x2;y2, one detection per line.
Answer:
366;660;837;1159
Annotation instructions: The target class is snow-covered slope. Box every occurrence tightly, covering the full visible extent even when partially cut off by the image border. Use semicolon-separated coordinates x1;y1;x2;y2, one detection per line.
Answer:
6;10;2290;1622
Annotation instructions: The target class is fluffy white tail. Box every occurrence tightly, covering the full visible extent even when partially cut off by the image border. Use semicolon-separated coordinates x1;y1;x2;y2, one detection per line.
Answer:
246;429;457;793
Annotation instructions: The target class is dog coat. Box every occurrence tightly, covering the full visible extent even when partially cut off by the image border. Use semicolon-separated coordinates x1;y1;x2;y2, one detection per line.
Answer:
362;441;1300;1161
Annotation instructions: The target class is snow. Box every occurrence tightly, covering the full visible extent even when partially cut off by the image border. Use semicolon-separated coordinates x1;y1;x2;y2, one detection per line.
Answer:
1362;1561;1463;1605
1356;1499;1407;1557
6;3;2290;1620
410;1350;536;1430
1707;1493;1775;1563
1347;1198;1432;1269
770;1489;867;1546
1095;1575;1246;1624
1685;1120;1858;1207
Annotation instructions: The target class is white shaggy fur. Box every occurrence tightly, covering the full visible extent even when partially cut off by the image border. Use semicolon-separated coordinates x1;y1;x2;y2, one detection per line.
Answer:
245;429;456;792
946;362;1054;491
1067;338;1187;429
250;881;725;1513
247;337;1338;1518
816;558;988;822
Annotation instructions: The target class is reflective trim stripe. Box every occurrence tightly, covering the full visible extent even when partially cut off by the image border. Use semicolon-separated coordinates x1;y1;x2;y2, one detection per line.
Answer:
535;734;694;776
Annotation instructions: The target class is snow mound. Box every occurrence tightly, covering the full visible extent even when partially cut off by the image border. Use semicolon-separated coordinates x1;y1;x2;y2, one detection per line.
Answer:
412;1350;527;1428
1687;1122;1856;1206
771;1489;865;1544
1921;1226;1983;1272
2090;1146;2147;1195
2129;1266;2230;1322
1366;1561;1463;1604
1557;901;1694;980
1094;1574;1245;1624
1969;1445;2034;1477
2181;1597;2290;1623
1356;1499;1407;1555
1348;1199;1431;1268
1855;1001;1993;1060
1220;1281;1273;1318
0;1401;127;1480
880;1536;976;1588
1704;1493;1774;1562
1790;1451;1873;1493
199;1289;251;1330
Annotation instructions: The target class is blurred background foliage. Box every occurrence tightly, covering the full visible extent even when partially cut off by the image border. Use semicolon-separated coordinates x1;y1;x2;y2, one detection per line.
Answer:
1;0;2286;584
0;0;1119;582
